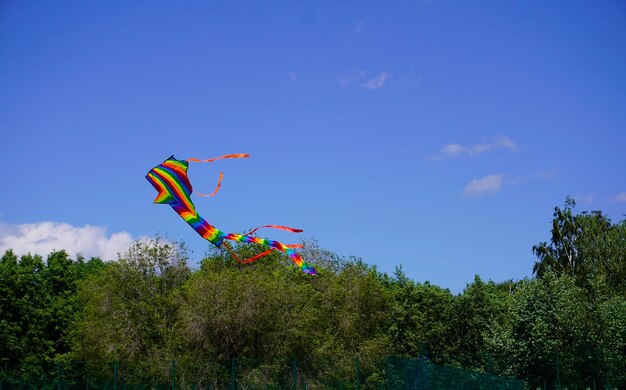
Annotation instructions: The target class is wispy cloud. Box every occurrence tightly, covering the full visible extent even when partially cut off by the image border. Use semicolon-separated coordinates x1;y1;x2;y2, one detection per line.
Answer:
339;70;391;90
610;192;626;203
428;136;517;160
461;170;554;198
572;194;596;205
339;69;366;86
0;221;137;260
362;72;391;90
508;170;557;185
463;174;503;197
288;71;298;83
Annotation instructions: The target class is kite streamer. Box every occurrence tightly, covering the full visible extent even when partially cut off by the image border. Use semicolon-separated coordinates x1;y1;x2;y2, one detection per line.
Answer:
146;155;316;275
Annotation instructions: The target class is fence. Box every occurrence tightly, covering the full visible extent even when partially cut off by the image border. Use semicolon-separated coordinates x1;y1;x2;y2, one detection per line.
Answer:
386;356;524;390
0;356;523;389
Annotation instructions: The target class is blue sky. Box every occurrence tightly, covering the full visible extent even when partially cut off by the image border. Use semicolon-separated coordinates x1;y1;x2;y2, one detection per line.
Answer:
1;1;625;293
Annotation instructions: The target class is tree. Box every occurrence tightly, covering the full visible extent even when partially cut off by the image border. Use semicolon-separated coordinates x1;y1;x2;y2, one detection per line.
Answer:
178;243;390;386
450;276;514;372
0;250;90;378
532;197;626;290
0;250;23;365
71;238;190;377
386;267;454;363
489;273;626;387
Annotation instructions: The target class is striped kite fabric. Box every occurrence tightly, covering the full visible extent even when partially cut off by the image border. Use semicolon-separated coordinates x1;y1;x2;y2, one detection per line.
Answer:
146;155;316;275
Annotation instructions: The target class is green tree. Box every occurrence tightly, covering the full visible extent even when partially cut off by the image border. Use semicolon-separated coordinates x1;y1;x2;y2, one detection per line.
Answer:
177;243;389;387
71;238;190;377
0;250;23;365
42;251;81;361
0;250;90;377
178;246;318;383
490;273;626;388
386;267;454;364
450;276;514;372
533;197;626;290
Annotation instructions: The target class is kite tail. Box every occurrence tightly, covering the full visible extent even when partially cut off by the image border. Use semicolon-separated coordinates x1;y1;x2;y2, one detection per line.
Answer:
184;154;315;274
221;227;316;275
187;154;250;197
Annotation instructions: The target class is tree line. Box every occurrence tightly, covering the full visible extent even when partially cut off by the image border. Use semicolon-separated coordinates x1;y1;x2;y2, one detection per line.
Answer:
1;198;625;387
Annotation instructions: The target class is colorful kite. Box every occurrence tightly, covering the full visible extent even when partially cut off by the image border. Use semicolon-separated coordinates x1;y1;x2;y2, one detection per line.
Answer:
146;154;316;275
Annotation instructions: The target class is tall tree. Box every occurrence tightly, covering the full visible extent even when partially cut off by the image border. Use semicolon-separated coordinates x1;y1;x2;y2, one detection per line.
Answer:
386;267;454;363
532;197;626;289
489;273;626;387
0;250;90;377
450;276;514;371
71;238;190;377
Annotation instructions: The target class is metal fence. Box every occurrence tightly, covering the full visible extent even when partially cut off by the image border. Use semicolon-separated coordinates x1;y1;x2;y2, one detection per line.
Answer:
0;356;524;390
386;356;523;390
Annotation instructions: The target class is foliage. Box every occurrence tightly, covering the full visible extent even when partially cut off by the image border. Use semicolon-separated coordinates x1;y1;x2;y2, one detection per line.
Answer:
386;267;454;362
533;196;626;292
488;273;626;388
0;197;624;386
0;250;101;377
450;276;514;372
71;238;190;365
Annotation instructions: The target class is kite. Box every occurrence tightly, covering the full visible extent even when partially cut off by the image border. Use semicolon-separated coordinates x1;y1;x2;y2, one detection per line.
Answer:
146;154;316;275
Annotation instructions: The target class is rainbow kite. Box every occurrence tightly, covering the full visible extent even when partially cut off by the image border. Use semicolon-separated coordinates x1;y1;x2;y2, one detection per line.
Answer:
146;154;316;275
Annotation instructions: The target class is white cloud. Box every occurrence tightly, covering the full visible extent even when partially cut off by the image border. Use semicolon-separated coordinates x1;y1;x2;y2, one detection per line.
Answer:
362;72;391;89
610;192;626;203
0;221;136;261
339;70;391;90
508;170;557;185
339;69;366;86
288;71;298;82
440;143;464;157
464;174;503;197
494;136;516;150
429;136;517;160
